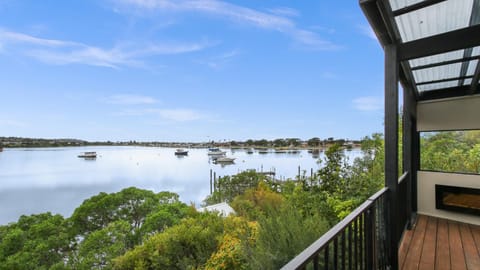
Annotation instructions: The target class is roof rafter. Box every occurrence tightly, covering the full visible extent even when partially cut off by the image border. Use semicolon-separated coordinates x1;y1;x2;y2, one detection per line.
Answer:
392;0;447;17
418;85;471;101
416;75;473;86
410;55;480;71
398;24;480;61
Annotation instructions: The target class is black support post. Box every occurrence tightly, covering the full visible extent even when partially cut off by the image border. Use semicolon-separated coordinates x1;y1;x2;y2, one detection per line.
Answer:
403;85;416;229
385;44;399;270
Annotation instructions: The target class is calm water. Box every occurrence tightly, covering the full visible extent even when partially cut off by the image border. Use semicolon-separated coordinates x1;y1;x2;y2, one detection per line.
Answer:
0;146;362;224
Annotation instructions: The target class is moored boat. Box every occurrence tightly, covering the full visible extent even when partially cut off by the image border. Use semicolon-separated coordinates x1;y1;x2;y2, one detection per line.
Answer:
175;149;188;155
78;151;97;158
214;157;235;163
207;148;226;156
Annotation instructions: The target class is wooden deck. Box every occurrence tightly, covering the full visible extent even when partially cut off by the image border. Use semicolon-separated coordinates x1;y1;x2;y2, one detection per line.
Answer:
399;215;480;270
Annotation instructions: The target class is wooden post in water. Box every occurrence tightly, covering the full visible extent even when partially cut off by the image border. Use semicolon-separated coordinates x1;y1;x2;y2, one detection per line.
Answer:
210;169;213;195
213;172;217;192
298;165;301;179
311;168;313;178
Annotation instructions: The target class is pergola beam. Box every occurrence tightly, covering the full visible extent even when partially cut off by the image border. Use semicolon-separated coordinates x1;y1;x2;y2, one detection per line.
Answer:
418;85;471;101
398;24;480;61
392;0;446;17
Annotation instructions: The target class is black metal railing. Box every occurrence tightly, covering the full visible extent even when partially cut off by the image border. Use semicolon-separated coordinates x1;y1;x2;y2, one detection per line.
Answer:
281;187;389;270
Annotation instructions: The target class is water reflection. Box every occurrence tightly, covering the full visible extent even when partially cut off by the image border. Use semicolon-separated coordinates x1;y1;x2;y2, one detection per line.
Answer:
0;146;362;224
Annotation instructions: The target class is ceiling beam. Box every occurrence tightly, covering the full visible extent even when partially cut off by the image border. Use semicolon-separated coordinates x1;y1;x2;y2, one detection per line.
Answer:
418;85;471;101
411;55;480;71
416;75;473;86
392;0;446;17
398;24;480;61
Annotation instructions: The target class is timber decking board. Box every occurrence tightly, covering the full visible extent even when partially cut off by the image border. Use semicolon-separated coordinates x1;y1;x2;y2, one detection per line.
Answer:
400;215;480;270
436;218;450;270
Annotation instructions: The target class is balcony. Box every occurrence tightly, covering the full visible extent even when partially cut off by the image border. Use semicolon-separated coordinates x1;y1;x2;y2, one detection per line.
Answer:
283;0;480;268
399;214;480;270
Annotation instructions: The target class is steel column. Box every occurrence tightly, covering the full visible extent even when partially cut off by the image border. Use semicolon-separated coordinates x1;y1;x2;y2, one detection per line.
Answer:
385;43;399;270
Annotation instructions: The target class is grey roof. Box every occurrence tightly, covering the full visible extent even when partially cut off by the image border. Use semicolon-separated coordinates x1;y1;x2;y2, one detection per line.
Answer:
360;0;480;101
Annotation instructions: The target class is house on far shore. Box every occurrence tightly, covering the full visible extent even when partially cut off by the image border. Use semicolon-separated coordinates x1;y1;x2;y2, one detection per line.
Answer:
198;202;235;217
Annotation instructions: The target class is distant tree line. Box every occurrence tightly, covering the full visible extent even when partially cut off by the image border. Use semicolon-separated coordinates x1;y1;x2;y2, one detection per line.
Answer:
0;136;359;149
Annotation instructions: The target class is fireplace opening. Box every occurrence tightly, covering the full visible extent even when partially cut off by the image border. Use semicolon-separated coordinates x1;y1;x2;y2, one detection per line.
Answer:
436;185;480;216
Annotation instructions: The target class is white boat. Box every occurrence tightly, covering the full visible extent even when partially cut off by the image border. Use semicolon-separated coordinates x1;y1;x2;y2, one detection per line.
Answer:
214;157;235;163
78;151;97;158
175;149;188;155
207;148;226;156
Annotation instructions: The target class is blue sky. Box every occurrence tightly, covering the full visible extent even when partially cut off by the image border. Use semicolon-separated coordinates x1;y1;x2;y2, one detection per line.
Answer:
0;0;386;142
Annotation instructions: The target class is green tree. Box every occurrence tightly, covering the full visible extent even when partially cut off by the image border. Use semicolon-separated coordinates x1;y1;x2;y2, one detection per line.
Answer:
0;213;72;270
113;212;224;270
204;171;267;205
70;220;131;270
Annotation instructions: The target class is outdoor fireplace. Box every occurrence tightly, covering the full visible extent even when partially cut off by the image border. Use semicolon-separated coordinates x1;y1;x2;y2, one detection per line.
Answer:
436;184;480;216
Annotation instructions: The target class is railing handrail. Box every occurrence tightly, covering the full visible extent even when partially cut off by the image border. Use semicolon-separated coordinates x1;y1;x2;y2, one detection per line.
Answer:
398;171;409;184
281;187;389;270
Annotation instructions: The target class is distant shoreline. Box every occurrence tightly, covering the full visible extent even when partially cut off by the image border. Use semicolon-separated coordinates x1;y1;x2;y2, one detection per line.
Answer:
0;136;361;150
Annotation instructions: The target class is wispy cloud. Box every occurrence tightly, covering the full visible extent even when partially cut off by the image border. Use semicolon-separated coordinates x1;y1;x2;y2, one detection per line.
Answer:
353;96;382;112
198;49;240;69
115;107;210;122
113;0;339;50
267;7;300;17
154;109;206;121
105;94;158;105
0;28;214;68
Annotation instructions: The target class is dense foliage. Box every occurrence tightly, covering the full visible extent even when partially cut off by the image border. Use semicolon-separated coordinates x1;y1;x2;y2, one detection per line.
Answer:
0;133;388;269
421;130;480;174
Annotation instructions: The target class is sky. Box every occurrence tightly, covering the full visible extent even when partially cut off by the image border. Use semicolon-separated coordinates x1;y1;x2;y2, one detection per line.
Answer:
0;0;387;142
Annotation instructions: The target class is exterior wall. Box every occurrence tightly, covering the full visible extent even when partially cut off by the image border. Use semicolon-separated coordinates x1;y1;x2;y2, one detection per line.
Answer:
417;95;480;131
417;171;480;225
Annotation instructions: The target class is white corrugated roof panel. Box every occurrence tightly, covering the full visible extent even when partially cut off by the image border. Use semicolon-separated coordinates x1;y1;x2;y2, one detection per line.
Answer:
389;0;424;11
467;60;479;76
395;0;474;42
473;46;480;56
413;63;462;84
409;49;465;68
417;80;459;92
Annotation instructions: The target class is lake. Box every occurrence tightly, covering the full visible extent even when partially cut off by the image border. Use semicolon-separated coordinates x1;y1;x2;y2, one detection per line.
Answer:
0;146;362;225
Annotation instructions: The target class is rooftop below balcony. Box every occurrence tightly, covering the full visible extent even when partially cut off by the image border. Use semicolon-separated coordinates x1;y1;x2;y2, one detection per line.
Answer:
399;215;480;270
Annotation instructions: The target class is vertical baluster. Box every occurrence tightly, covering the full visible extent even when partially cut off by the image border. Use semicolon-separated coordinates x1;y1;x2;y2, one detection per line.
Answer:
313;254;319;270
354;218;358;270
324;244;329;270
334;238;338;270
349;224;353;270
341;230;346;270
360;213;364;270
